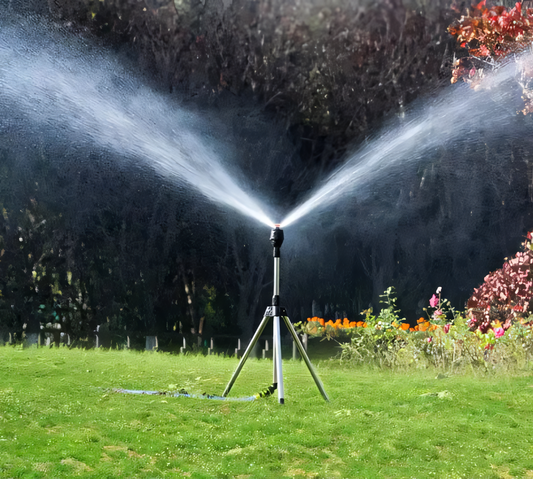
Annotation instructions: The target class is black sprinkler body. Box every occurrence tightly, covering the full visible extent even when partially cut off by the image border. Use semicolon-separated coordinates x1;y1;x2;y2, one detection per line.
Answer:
270;225;284;257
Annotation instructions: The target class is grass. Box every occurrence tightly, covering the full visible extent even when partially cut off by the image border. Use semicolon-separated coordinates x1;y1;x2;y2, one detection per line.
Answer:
1;347;533;478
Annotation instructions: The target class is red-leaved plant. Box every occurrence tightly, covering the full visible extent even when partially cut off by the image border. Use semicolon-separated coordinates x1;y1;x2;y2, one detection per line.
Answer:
467;232;533;333
449;1;533;59
448;1;533;113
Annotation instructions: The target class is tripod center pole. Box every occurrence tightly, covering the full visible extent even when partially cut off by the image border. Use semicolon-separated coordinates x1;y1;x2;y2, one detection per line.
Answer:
270;225;284;315
273;256;280;303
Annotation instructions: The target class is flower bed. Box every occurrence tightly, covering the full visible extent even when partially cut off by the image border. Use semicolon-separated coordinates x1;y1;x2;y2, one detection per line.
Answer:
295;231;533;371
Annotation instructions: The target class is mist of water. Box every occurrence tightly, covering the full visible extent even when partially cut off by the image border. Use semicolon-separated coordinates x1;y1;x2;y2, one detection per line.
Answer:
280;61;522;228
1;12;527;235
0;16;276;228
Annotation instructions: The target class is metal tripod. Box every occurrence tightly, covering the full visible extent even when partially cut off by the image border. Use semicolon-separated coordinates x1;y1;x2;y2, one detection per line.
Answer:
222;226;329;404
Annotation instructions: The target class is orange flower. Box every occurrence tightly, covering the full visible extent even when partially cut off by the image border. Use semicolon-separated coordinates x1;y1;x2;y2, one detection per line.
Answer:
319;318;325;326
417;317;425;323
400;323;410;331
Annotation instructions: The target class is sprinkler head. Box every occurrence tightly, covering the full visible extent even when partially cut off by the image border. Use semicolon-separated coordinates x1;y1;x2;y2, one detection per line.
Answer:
270;225;284;258
270;225;284;249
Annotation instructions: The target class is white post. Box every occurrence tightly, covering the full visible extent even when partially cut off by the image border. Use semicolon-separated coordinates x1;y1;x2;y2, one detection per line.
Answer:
262;339;269;359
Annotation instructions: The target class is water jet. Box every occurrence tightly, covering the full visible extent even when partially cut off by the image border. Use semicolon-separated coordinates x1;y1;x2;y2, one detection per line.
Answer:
0;14;276;229
280;59;522;228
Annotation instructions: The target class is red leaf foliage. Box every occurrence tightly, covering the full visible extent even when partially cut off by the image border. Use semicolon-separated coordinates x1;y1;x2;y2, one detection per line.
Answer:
467;234;533;333
448;2;533;83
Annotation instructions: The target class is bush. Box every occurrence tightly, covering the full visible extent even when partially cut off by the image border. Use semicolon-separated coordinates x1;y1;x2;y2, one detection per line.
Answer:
467;232;533;333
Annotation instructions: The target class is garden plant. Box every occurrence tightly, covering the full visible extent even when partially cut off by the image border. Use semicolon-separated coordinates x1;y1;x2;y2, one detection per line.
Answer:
296;232;533;373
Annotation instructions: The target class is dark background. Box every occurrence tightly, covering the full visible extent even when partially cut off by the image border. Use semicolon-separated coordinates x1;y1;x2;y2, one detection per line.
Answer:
1;0;532;347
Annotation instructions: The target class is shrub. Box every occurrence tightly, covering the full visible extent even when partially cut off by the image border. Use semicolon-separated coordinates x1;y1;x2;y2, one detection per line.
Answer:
467;232;533;334
337;287;410;368
448;1;533;114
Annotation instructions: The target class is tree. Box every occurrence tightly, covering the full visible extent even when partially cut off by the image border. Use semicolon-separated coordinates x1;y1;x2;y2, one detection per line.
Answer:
448;1;533;113
0;199;65;340
46;0;456;155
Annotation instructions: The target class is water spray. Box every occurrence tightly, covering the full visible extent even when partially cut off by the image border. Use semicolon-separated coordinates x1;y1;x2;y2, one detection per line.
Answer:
223;225;329;404
278;59;521;228
0;15;277;229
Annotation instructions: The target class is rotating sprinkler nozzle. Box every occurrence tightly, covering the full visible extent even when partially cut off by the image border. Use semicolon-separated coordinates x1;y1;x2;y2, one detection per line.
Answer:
270;225;284;257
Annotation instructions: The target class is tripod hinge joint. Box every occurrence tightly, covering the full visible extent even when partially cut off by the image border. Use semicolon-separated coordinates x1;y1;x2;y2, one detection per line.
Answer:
264;305;286;317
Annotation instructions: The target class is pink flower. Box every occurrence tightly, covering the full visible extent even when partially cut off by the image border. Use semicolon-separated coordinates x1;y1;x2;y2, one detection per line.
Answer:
426;337;432;343
444;324;451;334
494;327;505;338
429;294;439;308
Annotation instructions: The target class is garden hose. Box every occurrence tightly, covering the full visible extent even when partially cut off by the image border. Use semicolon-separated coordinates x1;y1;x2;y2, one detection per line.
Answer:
112;383;277;402
254;383;277;398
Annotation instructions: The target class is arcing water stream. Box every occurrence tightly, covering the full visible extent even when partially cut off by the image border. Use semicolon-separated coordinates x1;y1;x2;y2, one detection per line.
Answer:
0;14;275;228
0;11;526;232
280;62;521;228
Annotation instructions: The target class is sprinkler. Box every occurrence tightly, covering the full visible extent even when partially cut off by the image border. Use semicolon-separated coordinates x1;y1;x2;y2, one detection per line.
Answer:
222;226;329;404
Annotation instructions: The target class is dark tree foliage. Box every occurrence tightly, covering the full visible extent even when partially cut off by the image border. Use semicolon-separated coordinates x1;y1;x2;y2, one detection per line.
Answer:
2;0;533;346
47;0;458;159
0;122;244;345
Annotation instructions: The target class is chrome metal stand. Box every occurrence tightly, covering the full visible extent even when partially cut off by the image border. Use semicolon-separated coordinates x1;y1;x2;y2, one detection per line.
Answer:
222;226;329;404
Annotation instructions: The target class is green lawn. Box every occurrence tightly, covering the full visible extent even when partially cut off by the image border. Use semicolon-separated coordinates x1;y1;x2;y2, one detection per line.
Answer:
1;346;533;478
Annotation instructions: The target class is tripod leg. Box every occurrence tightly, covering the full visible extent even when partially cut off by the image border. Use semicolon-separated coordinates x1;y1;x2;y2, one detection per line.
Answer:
272;335;277;383
273;316;284;404
282;315;330;402
222;315;271;397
